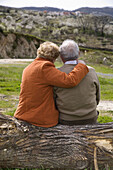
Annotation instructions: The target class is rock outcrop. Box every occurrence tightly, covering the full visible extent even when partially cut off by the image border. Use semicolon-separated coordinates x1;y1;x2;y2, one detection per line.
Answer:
0;31;44;59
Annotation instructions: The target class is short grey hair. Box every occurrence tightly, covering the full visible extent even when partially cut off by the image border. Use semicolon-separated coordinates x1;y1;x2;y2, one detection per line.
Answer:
59;39;79;61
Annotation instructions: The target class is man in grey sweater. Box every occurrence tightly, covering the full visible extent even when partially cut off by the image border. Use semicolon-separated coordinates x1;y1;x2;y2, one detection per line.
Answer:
54;39;100;125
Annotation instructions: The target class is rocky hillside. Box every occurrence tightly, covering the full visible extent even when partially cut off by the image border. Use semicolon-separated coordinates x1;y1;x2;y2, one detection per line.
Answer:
0;6;113;58
0;31;44;59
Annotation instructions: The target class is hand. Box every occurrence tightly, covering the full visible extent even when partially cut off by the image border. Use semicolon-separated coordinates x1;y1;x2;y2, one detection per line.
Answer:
78;60;86;65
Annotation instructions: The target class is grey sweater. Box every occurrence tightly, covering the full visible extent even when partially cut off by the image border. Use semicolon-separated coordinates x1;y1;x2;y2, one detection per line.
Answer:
54;64;100;121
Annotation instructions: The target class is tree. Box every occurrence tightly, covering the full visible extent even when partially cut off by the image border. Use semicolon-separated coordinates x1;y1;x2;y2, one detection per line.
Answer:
76;14;113;36
76;15;91;34
89;15;113;36
0;113;113;169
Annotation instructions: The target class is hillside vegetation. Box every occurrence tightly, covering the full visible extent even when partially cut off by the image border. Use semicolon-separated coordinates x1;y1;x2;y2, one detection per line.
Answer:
0;6;113;54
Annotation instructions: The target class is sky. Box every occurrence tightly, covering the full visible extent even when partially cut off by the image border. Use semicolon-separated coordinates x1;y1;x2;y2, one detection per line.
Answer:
0;0;113;10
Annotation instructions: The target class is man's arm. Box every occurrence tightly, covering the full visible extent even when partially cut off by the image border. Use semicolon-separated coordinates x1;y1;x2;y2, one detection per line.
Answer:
42;62;89;88
88;66;100;105
96;78;100;105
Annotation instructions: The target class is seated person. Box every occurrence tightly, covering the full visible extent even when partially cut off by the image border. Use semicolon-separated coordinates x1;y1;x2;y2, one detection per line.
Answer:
14;41;89;127
54;39;100;125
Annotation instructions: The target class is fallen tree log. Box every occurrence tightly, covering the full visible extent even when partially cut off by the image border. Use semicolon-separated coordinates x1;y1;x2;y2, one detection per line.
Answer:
0;113;113;170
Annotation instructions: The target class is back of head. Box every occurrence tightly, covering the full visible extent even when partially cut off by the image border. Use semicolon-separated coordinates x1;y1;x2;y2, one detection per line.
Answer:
59;39;79;61
37;41;59;62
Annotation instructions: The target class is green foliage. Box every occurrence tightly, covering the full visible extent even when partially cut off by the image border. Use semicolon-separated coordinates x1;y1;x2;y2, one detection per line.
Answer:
97;115;113;123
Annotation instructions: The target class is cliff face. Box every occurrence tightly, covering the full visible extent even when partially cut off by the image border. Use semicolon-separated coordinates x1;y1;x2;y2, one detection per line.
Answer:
0;32;44;59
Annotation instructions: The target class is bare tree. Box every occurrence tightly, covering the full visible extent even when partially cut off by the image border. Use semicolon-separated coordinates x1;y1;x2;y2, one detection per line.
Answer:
76;15;91;33
76;14;113;36
90;15;113;36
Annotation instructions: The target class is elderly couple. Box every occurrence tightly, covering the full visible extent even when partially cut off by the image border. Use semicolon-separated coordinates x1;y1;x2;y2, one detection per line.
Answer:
14;40;100;127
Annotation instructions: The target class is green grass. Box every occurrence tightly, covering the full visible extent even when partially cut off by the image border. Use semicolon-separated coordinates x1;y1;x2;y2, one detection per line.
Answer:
97;115;113;123
0;62;62;95
5;108;16;116
80;50;113;66
0;64;28;95
0;100;14;108
54;60;63;67
0;61;113;123
89;63;113;74
0;64;28;116
98;76;113;100
86;64;113;101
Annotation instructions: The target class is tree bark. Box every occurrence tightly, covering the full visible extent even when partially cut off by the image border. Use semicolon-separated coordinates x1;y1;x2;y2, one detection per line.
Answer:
0;113;113;170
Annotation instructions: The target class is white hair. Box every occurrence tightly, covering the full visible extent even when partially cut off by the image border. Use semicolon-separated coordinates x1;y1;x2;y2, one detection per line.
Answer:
59;39;79;61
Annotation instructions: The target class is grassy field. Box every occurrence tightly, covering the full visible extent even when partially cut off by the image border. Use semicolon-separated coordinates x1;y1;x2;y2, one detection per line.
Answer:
0;60;113;123
0;63;27;116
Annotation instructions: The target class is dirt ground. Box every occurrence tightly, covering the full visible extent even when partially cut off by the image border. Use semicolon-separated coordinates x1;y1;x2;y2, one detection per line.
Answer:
97;100;113;112
0;59;34;64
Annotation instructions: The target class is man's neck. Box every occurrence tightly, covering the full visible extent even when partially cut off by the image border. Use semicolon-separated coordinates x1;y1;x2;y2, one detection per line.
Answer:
65;60;78;65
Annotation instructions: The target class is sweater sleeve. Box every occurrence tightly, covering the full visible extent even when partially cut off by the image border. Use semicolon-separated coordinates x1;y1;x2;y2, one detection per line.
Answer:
95;75;100;105
89;66;100;105
42;62;89;88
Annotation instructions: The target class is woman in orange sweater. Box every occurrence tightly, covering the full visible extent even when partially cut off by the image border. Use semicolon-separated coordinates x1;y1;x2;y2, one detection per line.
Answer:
14;41;89;127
